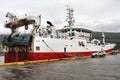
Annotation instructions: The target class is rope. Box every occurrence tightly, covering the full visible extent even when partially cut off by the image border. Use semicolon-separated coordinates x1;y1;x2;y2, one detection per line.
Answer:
42;40;82;58
42;40;55;52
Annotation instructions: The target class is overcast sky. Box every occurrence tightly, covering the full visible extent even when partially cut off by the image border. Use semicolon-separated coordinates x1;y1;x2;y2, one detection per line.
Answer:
0;0;120;34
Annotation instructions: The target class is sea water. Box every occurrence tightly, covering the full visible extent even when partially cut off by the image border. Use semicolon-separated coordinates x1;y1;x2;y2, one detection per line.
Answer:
0;56;4;63
0;54;120;80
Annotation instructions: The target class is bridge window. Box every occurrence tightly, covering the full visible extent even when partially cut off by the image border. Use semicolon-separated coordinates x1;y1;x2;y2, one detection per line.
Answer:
72;29;75;31
76;29;81;32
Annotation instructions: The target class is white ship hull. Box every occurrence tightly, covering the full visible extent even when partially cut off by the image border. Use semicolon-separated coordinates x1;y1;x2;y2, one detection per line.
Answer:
34;36;115;53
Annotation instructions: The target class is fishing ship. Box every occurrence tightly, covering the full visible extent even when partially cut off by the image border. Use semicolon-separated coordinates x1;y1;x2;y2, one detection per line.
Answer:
2;7;116;63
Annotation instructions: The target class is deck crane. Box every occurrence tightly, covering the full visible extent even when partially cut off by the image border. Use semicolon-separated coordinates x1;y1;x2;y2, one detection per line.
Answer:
5;12;41;40
3;12;41;62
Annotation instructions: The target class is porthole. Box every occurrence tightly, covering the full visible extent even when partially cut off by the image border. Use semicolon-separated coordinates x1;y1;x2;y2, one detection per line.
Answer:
36;46;40;50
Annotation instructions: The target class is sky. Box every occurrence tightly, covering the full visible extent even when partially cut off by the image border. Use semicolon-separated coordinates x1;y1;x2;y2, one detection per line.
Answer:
0;0;120;34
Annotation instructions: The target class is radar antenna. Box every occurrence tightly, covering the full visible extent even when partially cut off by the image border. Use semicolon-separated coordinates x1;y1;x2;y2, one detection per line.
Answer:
102;27;105;45
66;6;75;27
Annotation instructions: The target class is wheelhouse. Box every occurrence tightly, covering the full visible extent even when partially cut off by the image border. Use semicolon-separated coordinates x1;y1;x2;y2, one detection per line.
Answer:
56;27;92;39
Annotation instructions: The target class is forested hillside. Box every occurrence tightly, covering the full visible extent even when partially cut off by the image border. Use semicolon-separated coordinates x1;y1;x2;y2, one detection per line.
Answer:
92;32;120;49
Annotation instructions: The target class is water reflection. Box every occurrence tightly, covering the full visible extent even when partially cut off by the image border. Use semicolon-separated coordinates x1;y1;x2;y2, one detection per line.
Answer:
0;54;120;80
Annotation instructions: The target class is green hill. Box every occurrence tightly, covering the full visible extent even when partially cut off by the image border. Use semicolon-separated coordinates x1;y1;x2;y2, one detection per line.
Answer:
92;32;120;49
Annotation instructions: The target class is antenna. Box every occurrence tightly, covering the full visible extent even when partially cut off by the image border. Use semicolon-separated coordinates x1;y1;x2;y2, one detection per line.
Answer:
102;27;105;45
39;14;41;26
66;6;75;27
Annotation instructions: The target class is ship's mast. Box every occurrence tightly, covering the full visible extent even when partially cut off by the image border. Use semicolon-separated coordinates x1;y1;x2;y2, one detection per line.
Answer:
66;6;75;27
102;27;105;45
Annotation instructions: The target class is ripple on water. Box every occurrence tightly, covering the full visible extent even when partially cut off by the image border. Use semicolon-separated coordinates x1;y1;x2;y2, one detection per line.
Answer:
0;54;120;80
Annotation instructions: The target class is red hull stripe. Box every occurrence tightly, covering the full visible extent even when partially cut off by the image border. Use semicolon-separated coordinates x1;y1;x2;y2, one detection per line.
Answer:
4;49;113;63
